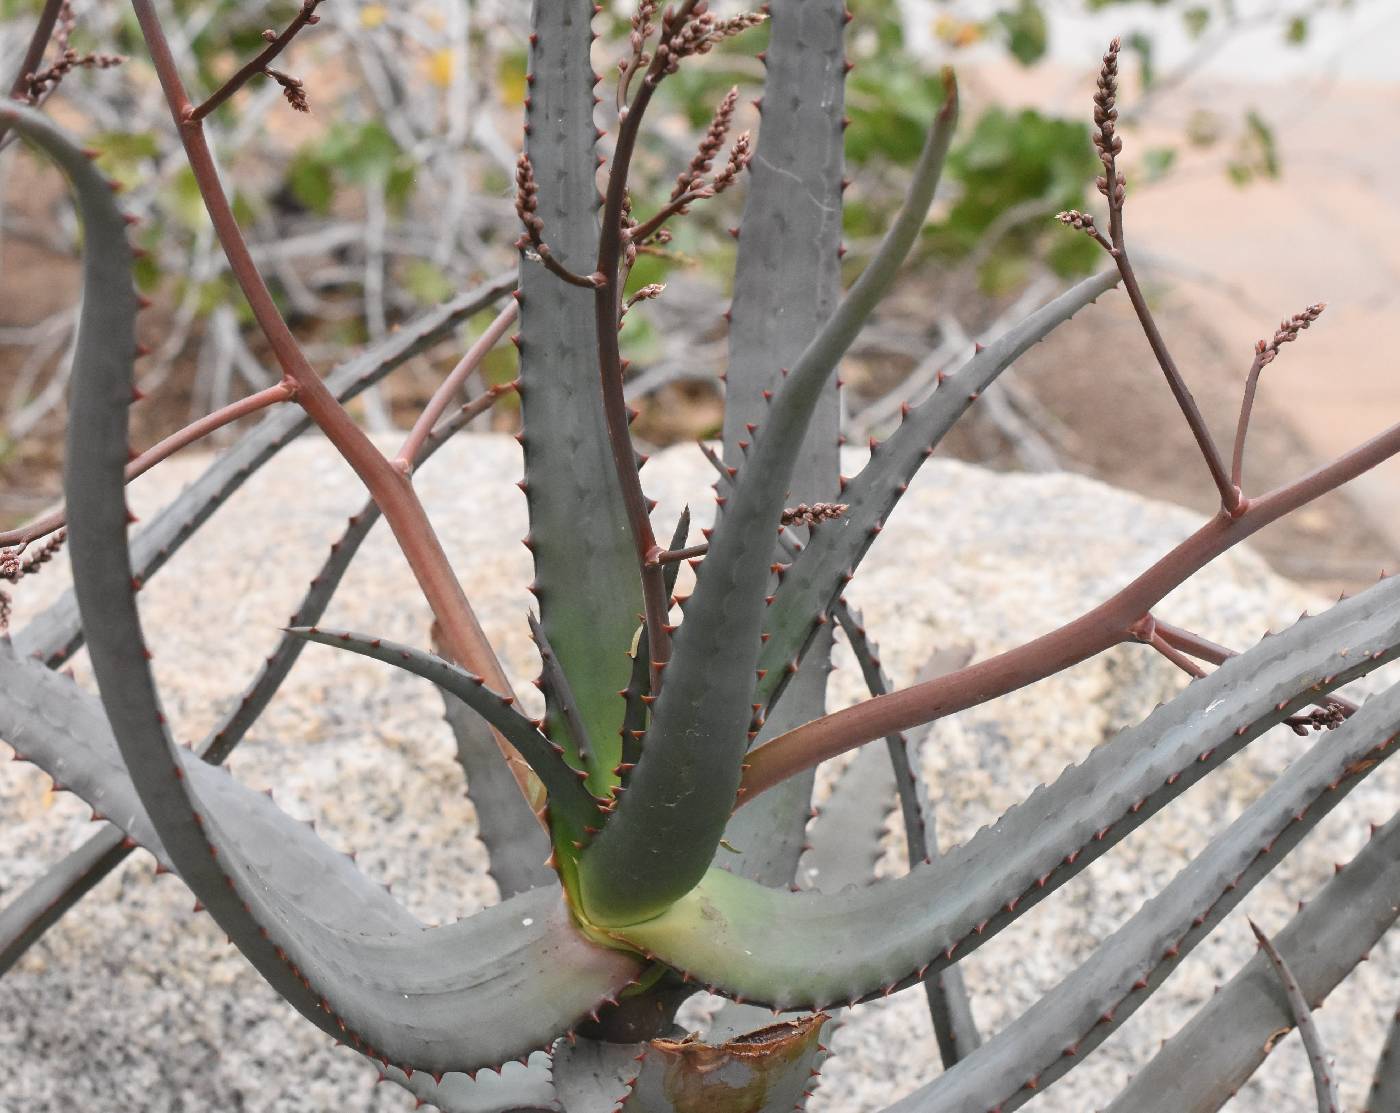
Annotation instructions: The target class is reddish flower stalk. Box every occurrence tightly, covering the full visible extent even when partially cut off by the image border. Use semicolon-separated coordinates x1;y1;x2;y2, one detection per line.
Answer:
0;0;118;150
6;0;65;102
0;379;296;551
514;155;606;290
1153;616;1356;726
593;0;709;691
129;0;537;811
1070;38;1240;515
671;86;738;200
1231;303;1326;491
186;0;326;122
739;411;1400;802
395;299;520;471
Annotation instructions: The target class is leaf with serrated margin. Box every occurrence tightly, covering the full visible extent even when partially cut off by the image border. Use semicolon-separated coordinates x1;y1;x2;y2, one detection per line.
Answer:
16;270;515;669
1108;812;1400;1113
1107;812;1400;1113
578;69;960;929
753;270;1119;709
1;641;639;1074
379;1053;556;1113
607;574;1400;1005
289;628;601;836
28;93;639;1074
517;0;639;792
0;824;128;975
887;679;1400;1112
1368;1005;1400;1113
1250;920;1342;1113
798;738;892;892
720;1;847;883
1;395;546;970
439;684;554;899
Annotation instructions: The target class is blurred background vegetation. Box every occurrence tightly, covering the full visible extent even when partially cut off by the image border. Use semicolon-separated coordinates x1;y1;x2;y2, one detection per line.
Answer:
0;0;1388;586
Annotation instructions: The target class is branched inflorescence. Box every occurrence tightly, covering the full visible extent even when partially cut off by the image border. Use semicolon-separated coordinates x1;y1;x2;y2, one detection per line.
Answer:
18;0;122;105
514;153;606;290
9;7;1400;1112
672;86;738;200
0;530;66;635
662;10;768;75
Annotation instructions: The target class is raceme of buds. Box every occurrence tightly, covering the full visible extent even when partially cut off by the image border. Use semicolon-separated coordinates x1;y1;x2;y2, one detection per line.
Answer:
674;86;739;201
1256;303;1326;366
710;131;753;195
661;12;768;76
1055;210;1096;233
266;68;309;113
781;503;848;528
1093;38;1125;205
515;153;545;245
627;283;666;309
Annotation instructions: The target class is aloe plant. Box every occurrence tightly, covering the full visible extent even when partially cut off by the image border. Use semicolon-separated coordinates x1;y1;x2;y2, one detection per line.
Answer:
5;4;1400;1111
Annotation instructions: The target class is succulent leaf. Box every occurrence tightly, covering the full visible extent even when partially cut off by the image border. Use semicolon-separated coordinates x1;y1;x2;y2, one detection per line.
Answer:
289;627;602;837
1;395;542;969
517;0;640;793
578;65;960;929
379;1053;557;1113
15;270;515;669
27;92;640;1073
605;575;1400;1004
1249;920;1343;1113
1;640;640;1075
439;683;555;899
0;824;128;976
714;0;847;891
1107;810;1400;1113
1368;1006;1400;1113
889;676;1400;1112
754;269;1120;710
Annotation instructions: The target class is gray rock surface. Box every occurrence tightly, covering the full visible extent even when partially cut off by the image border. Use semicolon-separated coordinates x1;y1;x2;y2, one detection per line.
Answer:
2;432;1396;1112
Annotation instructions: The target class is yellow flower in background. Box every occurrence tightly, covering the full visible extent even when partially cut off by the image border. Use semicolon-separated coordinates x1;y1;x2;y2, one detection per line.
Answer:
934;14;983;49
427;47;455;88
359;4;387;29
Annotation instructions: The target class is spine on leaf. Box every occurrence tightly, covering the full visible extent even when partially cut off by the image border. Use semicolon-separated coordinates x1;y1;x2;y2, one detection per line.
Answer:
517;0;641;795
717;0;846;891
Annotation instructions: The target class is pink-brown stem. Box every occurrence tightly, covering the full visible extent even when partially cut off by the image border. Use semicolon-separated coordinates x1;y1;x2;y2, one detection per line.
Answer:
1231;351;1267;492
1113;248;1240;512
131;0;539;813
186;0;325;122
649;542;708;566
1087;38;1239;514
739;414;1400;803
592;5;703;691
395;299;519;471
7;0;64;100
628;190;706;245
1139;623;1208;679
0;0;64;150
0;380;295;550
1155;617;1357;717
